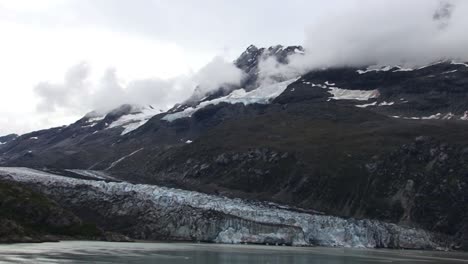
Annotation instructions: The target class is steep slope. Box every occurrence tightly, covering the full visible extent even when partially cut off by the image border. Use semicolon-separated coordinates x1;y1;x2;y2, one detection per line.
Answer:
0;104;161;169
279;61;468;119
0;179;102;243
0;134;17;145
0;45;304;170
3;47;466;172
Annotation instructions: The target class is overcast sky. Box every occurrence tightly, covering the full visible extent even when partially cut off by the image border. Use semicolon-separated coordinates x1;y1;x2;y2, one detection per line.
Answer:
0;0;467;135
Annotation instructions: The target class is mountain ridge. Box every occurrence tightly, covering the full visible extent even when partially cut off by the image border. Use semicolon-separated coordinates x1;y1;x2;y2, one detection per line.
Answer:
1;45;468;249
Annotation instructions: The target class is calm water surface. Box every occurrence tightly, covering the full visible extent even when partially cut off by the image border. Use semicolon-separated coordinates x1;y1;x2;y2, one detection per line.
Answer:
0;241;467;264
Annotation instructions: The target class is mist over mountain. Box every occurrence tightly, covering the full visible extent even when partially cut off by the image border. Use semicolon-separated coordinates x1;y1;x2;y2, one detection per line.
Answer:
24;0;468;134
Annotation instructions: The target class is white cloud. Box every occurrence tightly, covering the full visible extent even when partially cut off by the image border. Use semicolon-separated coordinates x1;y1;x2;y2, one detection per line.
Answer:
0;18;211;135
251;0;468;85
33;57;244;117
189;56;245;101
35;62;91;113
282;0;468;75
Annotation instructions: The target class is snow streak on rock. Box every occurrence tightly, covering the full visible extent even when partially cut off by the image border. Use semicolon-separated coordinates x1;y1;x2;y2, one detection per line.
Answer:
65;169;118;181
106;148;144;170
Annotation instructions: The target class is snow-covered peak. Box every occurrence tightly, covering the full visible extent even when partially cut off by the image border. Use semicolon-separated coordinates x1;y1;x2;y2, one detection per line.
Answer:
106;105;161;135
163;78;298;122
76;104;162;135
245;44;259;53
357;60;468;75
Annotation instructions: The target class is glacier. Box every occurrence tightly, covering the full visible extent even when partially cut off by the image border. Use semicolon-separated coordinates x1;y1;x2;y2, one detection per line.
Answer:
0;167;447;249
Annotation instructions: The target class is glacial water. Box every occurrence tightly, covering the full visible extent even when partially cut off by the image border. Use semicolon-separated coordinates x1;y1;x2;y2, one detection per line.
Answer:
0;241;468;263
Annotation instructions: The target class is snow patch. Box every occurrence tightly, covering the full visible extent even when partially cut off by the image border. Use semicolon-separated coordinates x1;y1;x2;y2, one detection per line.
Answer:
442;113;455;120
451;61;468;68
357;61;458;74
379;101;394;106
107;106;160;135
357;66;392;74
87;116;105;123
306;82;379;101
185;140;193;144
392;112;460;120
327;87;379;101
421;113;454;120
442;70;458;74
461;111;468;121
29;137;38;140
163;78;298;122
421;113;442;120
356;102;377;108
294;48;305;54
393;66;414;72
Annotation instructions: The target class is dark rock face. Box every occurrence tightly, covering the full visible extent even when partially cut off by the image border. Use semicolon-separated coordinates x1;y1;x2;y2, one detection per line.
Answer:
234;44;304;90
177;45;304;109
281;62;468;117
0;134;18;144
366;138;468;239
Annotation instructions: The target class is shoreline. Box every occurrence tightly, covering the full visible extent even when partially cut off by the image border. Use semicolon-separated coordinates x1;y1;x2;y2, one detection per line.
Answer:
1;239;461;253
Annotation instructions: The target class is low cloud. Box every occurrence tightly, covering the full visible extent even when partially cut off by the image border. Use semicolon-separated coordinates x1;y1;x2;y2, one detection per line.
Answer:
258;0;468;80
188;56;245;101
34;56;243;115
35;62;91;113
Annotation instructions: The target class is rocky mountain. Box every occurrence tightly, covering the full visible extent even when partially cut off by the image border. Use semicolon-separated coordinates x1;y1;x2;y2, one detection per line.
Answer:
0;134;17;145
1;45;468;249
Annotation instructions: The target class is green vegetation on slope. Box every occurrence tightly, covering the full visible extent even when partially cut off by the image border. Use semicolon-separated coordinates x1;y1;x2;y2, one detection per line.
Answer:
0;180;102;243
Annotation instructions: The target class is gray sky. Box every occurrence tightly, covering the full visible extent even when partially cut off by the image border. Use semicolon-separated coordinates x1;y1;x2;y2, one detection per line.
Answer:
0;0;466;135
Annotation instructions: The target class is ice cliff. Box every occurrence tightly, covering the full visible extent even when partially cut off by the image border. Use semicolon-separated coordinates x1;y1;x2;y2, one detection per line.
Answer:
0;167;446;249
